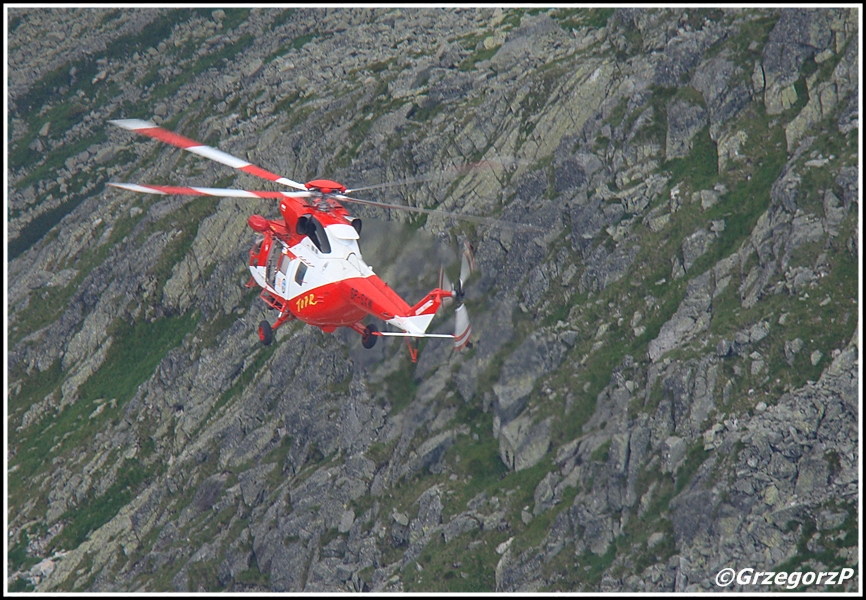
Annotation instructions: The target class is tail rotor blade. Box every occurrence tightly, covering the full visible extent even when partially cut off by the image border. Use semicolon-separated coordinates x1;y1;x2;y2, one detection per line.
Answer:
438;266;453;309
438;265;452;291
453;304;471;350
459;240;475;284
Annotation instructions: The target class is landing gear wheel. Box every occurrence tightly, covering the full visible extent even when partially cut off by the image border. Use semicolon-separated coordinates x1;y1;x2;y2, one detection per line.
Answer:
362;323;378;349
258;320;273;346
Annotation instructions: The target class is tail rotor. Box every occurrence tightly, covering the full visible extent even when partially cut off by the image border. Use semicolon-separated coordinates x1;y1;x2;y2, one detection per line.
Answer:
440;241;475;349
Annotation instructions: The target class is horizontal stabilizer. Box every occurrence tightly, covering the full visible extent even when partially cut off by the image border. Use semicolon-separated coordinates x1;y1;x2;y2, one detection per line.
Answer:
372;331;454;339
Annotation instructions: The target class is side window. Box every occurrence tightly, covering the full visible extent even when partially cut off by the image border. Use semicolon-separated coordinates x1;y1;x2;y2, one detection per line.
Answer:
278;254;291;275
294;262;307;285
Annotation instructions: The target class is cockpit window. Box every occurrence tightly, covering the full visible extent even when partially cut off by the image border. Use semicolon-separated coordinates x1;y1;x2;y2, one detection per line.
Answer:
307;217;331;254
278;253;291;275
294;262;308;285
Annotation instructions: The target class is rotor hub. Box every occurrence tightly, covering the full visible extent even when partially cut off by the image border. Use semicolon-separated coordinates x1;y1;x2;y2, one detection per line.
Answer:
305;179;347;195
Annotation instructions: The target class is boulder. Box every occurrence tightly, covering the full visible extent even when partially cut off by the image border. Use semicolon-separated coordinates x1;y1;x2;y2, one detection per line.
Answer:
661;436;687;473
499;415;552;471
665;98;707;160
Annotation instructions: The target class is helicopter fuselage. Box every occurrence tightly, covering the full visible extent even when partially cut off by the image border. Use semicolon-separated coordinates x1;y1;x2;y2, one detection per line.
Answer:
248;194;448;337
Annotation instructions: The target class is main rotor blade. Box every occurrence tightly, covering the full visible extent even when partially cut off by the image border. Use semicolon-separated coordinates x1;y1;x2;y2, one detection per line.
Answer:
332;194;542;232
344;157;532;194
345;172;447;194
109;119;308;190
108;183;315;198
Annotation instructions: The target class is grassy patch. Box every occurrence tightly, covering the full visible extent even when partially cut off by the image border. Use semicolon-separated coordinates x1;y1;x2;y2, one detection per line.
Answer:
199;342;280;434
8;311;199;495
607;464;677;579
8;527;42;573
269;8;296;30
407;98;446;125
674;443;710;495
705;207;857;403
458;45;500;72
131;195;220;301
50;458;158;552
380;357;420;415
220;8;250;32
590;439;612;463
187;33;255;80
265;31;320;62
662;125;717;191
7;359;64;417
441;411;509;521
403;529;501;592
551;7;615;31
77;310;199;410
235;552;271;587
13;9;201;117
629;85;677;146
574;544;618;591
10;144;109;260
773;501;858;589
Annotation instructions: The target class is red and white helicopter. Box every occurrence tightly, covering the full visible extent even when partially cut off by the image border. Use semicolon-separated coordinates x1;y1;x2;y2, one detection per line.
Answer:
108;119;529;361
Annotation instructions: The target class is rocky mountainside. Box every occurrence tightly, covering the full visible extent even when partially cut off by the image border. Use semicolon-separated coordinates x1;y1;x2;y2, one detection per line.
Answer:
6;7;860;593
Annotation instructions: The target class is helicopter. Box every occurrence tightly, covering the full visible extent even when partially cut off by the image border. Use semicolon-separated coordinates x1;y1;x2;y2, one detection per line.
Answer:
107;118;531;361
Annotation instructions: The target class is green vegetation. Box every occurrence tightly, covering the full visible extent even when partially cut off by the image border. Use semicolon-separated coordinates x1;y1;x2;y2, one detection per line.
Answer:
552;7;615;31
674;443;709;495
269;8;296;30
662;125;717;191
185;33;256;81
51;457;158;552
405;529;502;592
8;180;106;261
774;502;858;590
8;311;199;503
8;527;41;574
266;30;320;62
198;341;279;434
590;439;612;463
458;45;500;72
381;360;420;414
14;9;205;117
220;8;250;32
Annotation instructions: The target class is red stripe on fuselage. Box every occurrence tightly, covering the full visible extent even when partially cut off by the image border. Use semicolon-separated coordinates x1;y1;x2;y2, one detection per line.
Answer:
283;275;413;330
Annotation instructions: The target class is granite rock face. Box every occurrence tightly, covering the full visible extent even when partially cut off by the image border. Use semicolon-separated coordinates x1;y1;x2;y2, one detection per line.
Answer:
7;7;858;593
